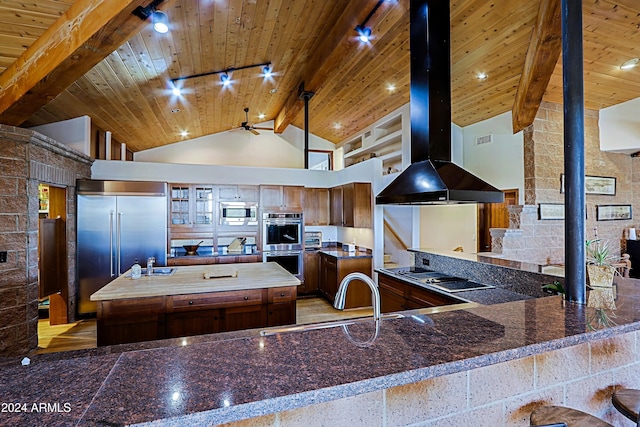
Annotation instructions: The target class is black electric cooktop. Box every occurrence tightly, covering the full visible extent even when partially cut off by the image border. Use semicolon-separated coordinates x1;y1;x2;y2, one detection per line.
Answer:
380;267;494;293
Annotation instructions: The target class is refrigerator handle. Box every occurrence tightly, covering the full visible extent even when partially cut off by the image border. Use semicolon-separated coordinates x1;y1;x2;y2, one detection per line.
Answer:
117;212;123;275
110;211;115;277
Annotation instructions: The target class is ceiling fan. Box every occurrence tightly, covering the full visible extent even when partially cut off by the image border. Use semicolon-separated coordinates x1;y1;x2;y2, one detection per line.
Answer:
239;107;273;135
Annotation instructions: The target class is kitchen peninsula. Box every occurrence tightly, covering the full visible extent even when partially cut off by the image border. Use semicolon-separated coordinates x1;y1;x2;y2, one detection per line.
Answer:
90;263;299;346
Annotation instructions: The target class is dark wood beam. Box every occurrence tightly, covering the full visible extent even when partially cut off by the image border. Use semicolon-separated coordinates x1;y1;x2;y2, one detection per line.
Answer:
511;0;562;134
0;0;173;126
273;0;381;134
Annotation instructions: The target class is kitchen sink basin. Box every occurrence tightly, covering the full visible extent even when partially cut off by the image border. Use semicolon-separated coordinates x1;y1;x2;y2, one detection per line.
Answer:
259;313;404;336
139;267;177;276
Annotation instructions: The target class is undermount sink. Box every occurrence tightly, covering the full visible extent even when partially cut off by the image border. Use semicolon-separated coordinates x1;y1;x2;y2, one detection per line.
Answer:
259;313;404;337
139;267;176;276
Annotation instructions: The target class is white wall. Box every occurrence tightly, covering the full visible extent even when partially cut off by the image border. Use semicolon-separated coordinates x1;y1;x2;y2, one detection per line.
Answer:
29;116;91;156
599;97;640;154
134;121;335;168
420;204;478;252
462;111;525;204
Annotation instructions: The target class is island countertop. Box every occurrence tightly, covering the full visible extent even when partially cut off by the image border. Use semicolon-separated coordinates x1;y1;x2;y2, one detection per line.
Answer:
90;262;300;301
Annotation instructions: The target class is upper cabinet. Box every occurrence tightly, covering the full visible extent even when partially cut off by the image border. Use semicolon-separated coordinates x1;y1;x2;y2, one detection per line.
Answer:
304;188;330;226
169;184;215;230
217;185;258;202
329;183;372;228
260;185;304;212
340;105;408;176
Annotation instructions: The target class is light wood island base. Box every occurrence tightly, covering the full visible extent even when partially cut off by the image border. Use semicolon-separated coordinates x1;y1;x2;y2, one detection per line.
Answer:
91;263;299;346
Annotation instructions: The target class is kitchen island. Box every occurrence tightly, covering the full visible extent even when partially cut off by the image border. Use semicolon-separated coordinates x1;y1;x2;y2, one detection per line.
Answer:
90;263;300;346
2;261;640;426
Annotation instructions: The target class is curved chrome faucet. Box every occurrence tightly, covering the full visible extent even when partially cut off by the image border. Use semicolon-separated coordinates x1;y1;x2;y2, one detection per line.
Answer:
333;272;381;321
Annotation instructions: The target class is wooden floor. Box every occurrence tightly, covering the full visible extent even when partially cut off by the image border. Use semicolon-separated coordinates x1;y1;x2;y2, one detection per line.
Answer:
36;297;373;354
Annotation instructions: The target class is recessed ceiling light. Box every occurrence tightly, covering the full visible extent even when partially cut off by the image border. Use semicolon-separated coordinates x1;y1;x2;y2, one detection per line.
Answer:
180;130;188;137
333;123;342;129
171;108;180;113
620;58;639;70
387;83;396;92
269;88;278;94
477;72;488;80
258;113;265;119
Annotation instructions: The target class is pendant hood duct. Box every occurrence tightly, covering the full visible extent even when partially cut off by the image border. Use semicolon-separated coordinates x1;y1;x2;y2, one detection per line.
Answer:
376;0;504;205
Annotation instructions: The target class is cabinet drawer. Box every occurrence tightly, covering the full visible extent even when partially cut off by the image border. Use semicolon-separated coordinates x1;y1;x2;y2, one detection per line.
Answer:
409;286;460;307
268;286;297;303
99;297;166;317
169;290;263;311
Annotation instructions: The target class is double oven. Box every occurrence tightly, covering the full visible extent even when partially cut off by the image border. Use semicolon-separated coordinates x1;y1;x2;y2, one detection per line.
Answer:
262;212;303;280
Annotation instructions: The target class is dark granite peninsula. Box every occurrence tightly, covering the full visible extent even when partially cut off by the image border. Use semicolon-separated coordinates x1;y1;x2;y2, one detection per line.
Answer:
1;256;640;425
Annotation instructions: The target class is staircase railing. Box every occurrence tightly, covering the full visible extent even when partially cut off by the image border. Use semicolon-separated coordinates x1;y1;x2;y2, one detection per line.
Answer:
383;218;409;251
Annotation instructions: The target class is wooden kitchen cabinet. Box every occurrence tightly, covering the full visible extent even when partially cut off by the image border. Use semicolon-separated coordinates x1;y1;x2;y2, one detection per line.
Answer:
302;250;320;295
96;297;166;346
169;184;215;230
319;253;372;308
328;183;372;228
216;185;258;202
266;286;297;326
329;186;343;226
260;185;304;212
304;188;330;226
167;255;261;266
378;273;462;313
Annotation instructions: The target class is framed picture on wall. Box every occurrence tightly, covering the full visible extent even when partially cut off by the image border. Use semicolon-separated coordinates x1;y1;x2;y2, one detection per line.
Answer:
538;203;565;220
596;204;632;221
560;174;616;195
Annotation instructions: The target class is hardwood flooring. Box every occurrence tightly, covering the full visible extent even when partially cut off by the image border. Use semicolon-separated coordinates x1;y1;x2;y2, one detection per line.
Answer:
36;297;373;354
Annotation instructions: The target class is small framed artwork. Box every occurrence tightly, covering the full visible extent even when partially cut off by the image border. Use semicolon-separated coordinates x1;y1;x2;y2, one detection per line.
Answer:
596;204;632;221
538;203;565;220
560;174;616;196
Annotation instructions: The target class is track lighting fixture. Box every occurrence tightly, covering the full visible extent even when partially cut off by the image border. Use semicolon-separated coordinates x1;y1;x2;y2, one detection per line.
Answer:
354;0;393;43
170;62;273;88
133;0;169;34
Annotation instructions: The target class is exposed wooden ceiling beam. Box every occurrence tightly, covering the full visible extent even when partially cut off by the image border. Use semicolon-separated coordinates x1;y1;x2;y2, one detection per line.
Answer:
0;0;171;126
273;0;385;134
511;0;562;133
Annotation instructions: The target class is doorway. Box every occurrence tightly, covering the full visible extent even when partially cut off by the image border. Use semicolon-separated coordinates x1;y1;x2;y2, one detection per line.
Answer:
38;184;68;326
477;189;519;252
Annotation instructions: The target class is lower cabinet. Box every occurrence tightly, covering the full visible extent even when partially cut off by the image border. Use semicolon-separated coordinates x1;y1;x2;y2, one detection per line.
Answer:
319;253;372;308
378;273;462;312
301;251;320;295
96;286;296;346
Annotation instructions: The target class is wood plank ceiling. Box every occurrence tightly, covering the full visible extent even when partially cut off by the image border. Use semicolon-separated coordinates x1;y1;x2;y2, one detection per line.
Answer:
1;0;640;153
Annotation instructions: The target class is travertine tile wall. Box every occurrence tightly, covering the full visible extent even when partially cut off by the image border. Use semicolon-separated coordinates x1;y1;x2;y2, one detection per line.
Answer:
226;330;640;426
0;125;92;357
492;102;636;264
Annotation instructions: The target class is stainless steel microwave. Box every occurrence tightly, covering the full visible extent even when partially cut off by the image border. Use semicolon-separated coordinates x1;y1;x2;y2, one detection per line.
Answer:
219;202;258;227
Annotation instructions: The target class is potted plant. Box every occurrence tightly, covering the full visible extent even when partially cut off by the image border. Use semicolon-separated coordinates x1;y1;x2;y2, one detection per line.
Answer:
585;238;618;288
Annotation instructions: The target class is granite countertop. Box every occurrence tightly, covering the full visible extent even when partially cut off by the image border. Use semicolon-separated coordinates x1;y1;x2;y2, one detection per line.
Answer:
319;249;373;259
3;276;640;426
90;263;300;301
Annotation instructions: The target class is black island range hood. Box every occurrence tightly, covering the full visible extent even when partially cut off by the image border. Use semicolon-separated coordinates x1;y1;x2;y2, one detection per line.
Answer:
376;0;504;205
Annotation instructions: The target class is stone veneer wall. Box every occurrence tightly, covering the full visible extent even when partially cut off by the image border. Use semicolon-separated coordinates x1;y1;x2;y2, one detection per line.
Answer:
224;330;640;426
491;101;636;264
0;125;92;357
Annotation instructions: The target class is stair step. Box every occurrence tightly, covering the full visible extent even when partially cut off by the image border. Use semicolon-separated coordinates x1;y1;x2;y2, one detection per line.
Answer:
384;262;399;268
383;253;393;262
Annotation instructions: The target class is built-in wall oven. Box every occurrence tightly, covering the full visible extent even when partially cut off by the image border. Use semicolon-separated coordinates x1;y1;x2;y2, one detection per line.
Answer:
262;212;303;280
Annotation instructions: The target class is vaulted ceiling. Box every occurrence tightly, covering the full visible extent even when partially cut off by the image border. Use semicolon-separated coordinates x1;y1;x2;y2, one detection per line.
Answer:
0;0;639;153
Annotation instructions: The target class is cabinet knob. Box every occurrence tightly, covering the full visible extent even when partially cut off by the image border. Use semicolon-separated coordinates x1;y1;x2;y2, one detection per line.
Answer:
189;300;193;305
244;296;249;300
280;292;285;297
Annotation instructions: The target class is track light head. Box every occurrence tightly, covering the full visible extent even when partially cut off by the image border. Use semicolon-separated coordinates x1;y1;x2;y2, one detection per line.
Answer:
262;65;273;78
152;10;169;33
356;25;372;43
221;73;231;86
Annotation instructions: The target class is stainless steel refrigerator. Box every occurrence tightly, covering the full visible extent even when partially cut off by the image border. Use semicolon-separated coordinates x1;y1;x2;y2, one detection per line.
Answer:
77;180;168;314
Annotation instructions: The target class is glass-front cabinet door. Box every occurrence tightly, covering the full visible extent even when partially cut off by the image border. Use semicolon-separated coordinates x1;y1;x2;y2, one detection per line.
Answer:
169;184;215;230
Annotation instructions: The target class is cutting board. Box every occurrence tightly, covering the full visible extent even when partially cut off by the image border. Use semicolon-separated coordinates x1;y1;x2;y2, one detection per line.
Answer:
203;266;238;279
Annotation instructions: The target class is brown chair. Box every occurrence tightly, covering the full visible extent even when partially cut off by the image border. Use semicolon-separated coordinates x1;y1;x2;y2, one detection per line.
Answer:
612;388;640;427
530;406;613;427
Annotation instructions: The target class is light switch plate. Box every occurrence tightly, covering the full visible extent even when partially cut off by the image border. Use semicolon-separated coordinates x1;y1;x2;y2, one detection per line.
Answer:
0;251;6;263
